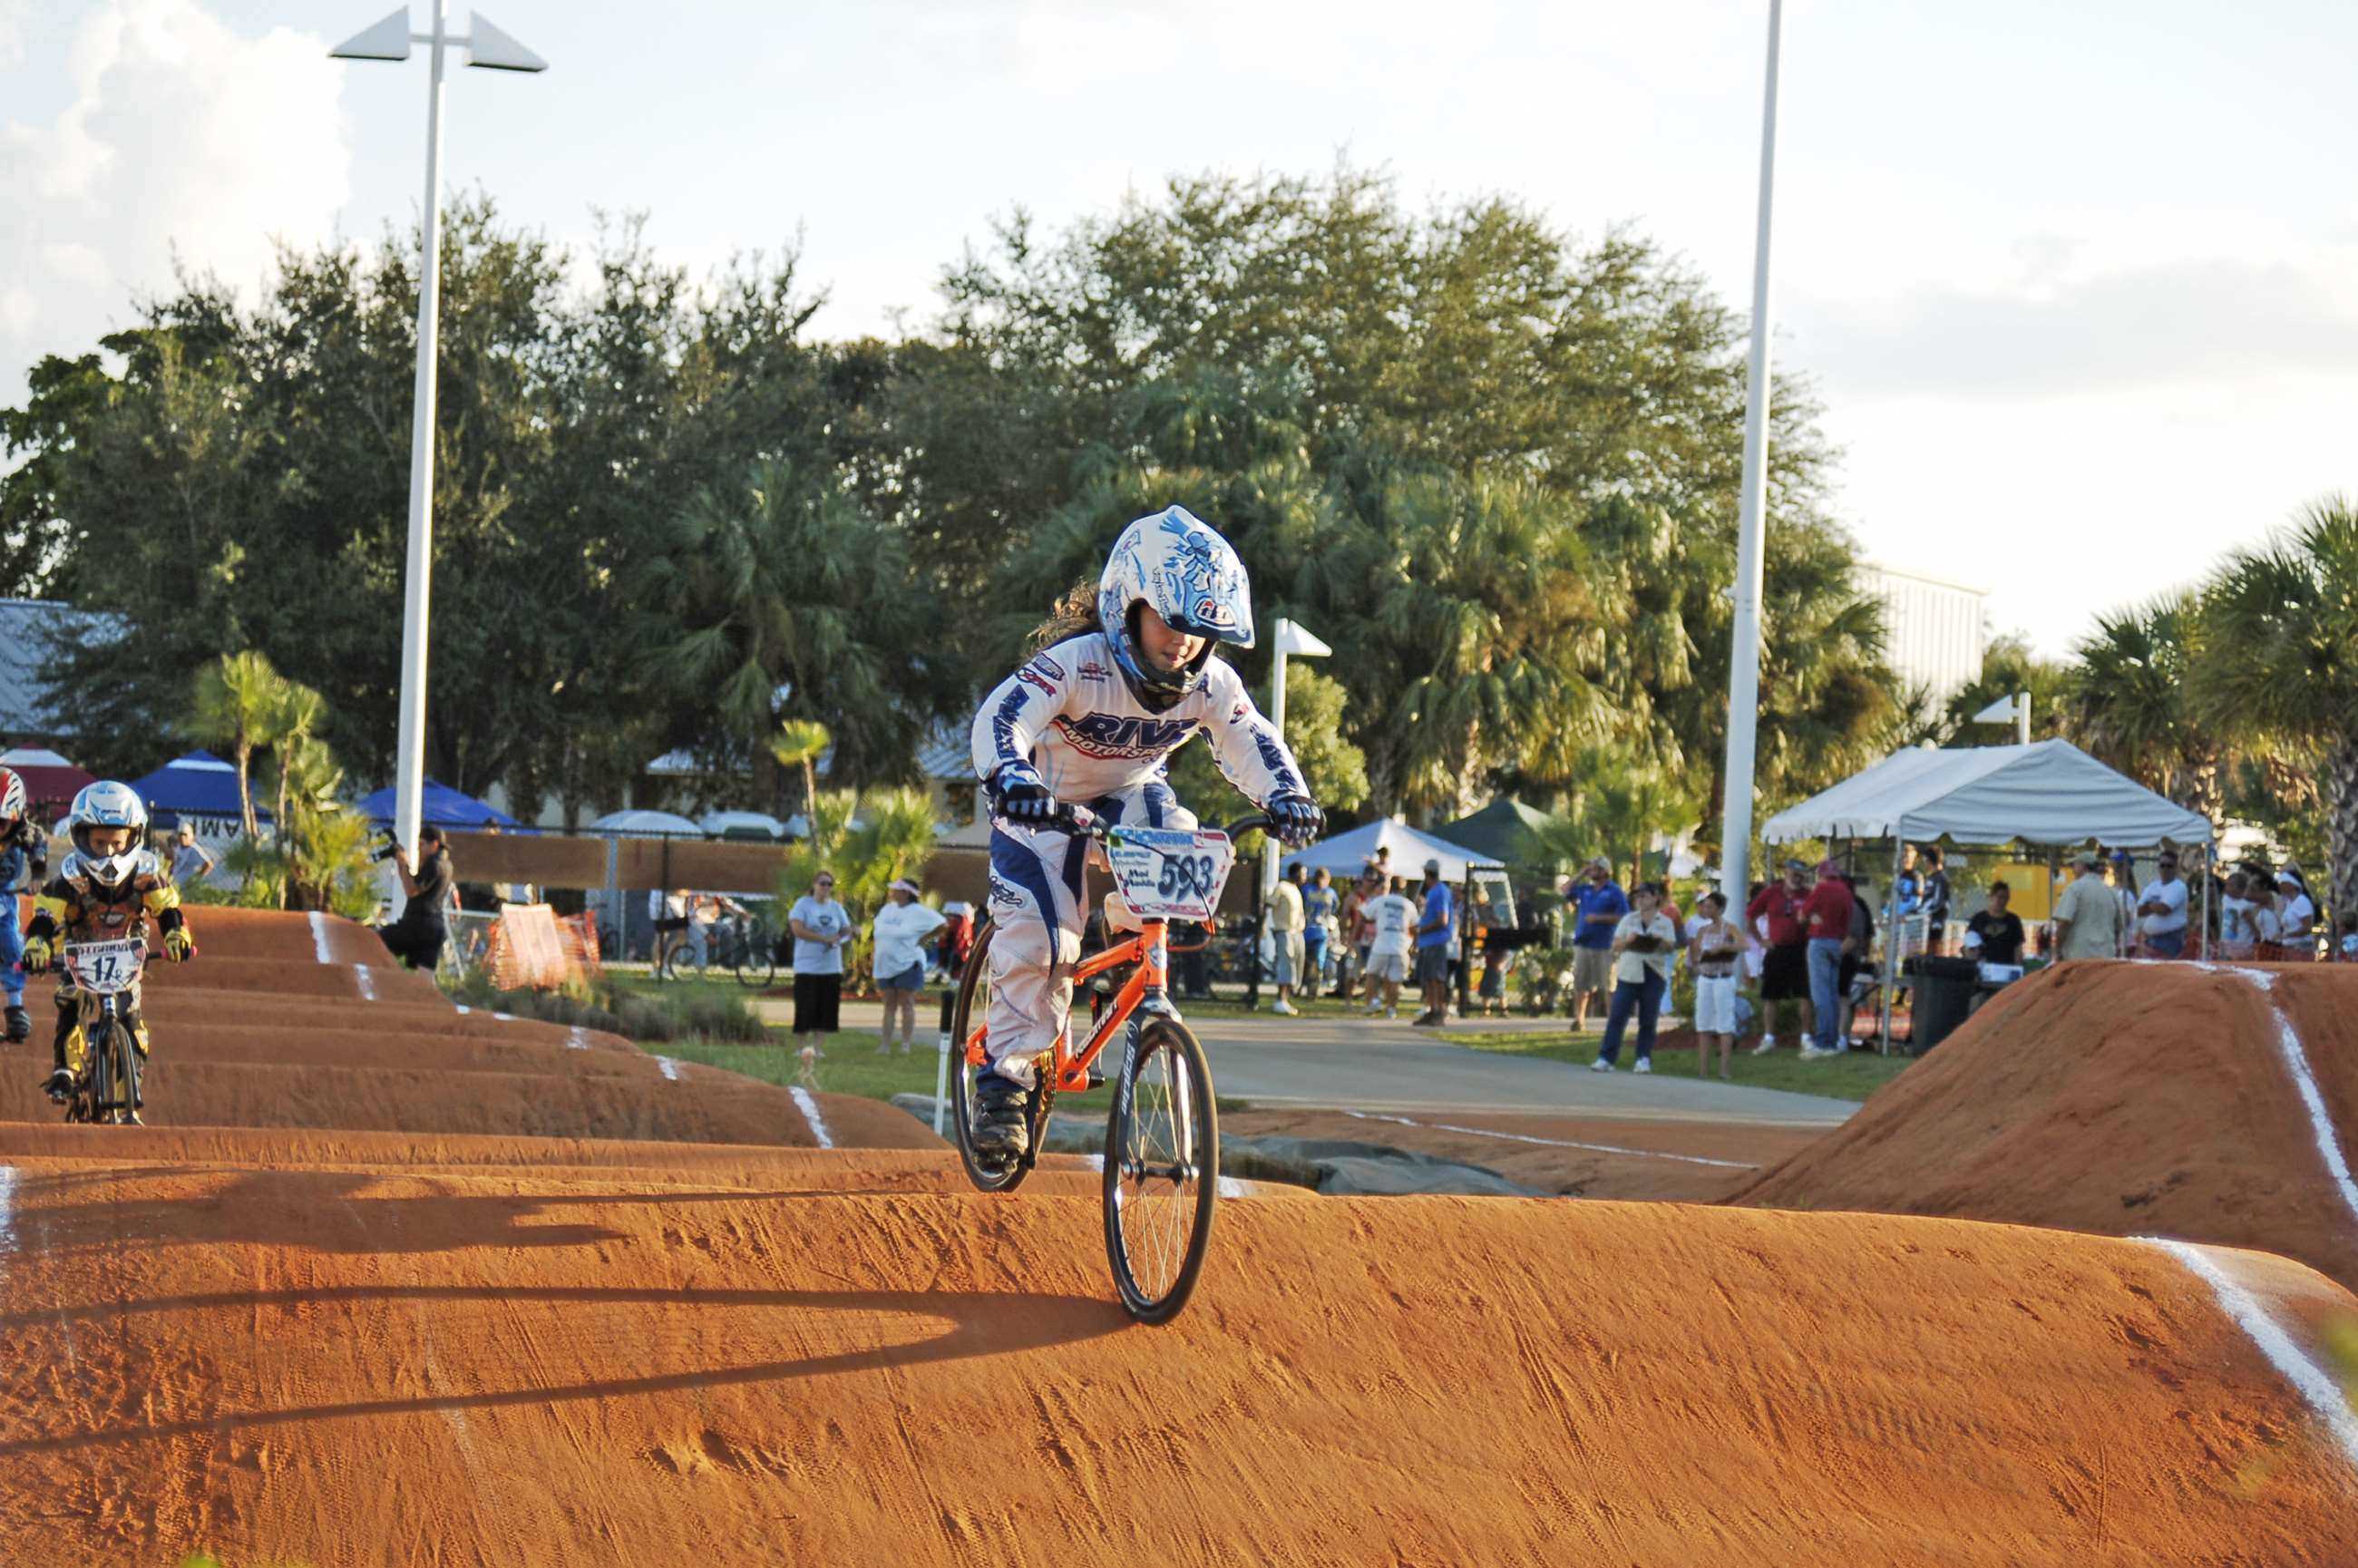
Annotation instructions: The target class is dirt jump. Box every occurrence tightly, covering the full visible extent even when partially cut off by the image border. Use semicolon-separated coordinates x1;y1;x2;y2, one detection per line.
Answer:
1;915;2352;1565
1737;959;2358;1294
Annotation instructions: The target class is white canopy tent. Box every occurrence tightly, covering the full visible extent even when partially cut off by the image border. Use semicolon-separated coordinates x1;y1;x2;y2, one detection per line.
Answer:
1763;741;2215;1053
1762;740;2214;850
1281;818;1505;884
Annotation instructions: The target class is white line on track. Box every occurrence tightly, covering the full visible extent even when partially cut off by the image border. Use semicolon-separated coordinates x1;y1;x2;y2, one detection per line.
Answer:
355;966;376;1001
1342;1108;1759;1169
2142;1237;2358;1470
307;911;333;964
0;1164;15;1256
790;1086;834;1149
655;1057;682;1082
453;1004;470;1015
565;1027;590;1051
2213;967;2358;1226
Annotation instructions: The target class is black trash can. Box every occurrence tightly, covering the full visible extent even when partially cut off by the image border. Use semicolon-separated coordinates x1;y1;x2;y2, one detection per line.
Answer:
1906;954;1982;1052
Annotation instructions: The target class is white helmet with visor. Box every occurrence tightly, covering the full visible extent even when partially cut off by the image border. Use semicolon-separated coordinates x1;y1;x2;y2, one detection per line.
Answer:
68;780;147;888
1096;505;1255;712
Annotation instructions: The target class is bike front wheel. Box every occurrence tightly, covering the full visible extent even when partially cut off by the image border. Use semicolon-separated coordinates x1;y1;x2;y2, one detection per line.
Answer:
1102;1017;1219;1323
735;934;776;989
946;921;1028;1193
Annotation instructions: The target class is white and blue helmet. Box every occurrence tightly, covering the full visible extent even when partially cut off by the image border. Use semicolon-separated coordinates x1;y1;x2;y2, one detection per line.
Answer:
68;780;147;888
1097;506;1255;711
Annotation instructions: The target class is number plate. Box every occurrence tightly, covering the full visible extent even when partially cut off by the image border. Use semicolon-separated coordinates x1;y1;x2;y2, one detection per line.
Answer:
63;939;145;996
1105;829;1234;921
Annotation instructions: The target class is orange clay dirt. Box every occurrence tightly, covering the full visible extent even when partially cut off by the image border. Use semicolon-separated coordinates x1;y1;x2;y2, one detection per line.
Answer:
1736;959;2358;1293
0;913;2353;1565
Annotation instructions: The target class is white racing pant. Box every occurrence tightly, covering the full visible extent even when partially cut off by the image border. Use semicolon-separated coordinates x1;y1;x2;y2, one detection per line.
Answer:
984;780;1194;1086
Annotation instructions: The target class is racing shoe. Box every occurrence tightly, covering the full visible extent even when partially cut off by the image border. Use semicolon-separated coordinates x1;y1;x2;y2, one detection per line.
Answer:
4;1005;27;1043
44;1066;72;1103
970;1070;1033;1163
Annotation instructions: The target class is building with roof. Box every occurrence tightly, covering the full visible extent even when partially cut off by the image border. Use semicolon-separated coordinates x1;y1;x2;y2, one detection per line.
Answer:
1855;564;1989;706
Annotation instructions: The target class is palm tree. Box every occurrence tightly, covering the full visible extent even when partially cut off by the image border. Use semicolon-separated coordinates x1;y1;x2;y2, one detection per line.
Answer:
2195;496;2358;915
268;680;329;839
772;719;832;827
2064;592;2220;828
187;651;289;840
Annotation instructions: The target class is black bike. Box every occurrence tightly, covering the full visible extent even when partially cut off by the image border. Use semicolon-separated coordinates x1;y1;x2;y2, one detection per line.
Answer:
59;940;149;1126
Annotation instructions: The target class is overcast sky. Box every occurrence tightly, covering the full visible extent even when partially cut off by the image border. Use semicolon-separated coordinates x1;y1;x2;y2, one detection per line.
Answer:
5;0;2353;654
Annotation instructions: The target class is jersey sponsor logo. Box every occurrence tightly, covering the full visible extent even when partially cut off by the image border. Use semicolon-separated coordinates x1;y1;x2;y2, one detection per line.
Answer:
1053;712;1198;760
1076;658;1116;683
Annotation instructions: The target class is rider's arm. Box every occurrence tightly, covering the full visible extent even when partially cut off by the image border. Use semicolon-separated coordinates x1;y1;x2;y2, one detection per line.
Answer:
1194;661;1309;804
26;873;68;944
970;644;1084;793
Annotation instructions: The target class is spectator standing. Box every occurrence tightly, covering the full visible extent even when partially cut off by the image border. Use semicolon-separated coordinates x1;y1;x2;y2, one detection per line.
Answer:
2337;910;2358;962
649;888;691;968
1893;844;1924;930
1265;863;1306;1016
935;899;979;1036
2108;851;2139;956
1336;870;1372;1000
378;826;454;971
1799;860;1855;1059
1591;882;1679;1073
1565;859;1628;1032
2218;871;2256;959
2278;872;2319;959
2051;852;2122;961
1920;846;1952;953
1687;890;1745;1080
2135;851;2189;959
871;878;946;1056
1964;882;2027;966
1746;861;1813;1054
1839;872;1876;1045
1410;858;1455;1027
788;870;851;1047
1360;875;1416;1018
1301;866;1337;998
171;822;216;888
2250;881;2287;960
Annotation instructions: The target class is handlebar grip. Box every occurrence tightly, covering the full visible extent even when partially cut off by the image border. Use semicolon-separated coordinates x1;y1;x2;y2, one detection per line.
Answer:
1223;813;1275;840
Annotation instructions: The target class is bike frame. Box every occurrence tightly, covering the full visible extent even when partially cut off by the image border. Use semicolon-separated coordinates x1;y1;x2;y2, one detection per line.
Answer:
963;920;1174;1094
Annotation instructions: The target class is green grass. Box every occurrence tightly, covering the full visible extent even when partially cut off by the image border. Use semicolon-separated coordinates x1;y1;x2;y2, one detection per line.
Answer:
1443;1028;1916;1103
658;1028;946;1103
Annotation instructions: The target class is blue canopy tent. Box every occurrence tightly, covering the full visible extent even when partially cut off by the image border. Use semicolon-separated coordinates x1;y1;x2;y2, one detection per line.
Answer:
355;778;520;831
126;751;265;830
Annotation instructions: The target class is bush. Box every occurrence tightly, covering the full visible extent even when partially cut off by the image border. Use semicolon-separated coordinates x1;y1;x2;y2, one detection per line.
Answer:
440;969;766;1045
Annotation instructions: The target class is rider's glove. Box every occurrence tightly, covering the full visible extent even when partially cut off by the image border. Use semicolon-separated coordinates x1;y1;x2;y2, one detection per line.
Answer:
20;936;49;974
163;927;194;963
989;764;1057;824
1267;793;1325;849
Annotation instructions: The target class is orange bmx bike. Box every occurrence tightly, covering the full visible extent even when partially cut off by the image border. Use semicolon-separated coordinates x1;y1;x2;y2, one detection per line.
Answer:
949;807;1267;1322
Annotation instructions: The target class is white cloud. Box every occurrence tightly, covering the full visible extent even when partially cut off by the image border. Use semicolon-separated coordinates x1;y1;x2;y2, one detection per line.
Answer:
0;0;351;393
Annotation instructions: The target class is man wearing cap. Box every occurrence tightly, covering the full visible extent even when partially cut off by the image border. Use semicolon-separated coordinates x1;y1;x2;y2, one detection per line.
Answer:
1745;860;1814;1053
2051;851;2122;962
1564;858;1628;1032
1798;858;1856;1059
1411;857;1456;1027
872;878;947;1055
2277;870;2318;959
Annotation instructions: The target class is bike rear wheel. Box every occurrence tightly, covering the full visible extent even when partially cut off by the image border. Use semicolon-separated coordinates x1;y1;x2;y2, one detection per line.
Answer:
735;929;776;989
1102;1017;1218;1323
946;921;1028;1193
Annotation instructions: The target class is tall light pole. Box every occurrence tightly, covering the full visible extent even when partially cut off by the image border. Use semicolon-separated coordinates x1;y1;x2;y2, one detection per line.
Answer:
1262;618;1332;897
1717;0;1784;910
330;5;546;852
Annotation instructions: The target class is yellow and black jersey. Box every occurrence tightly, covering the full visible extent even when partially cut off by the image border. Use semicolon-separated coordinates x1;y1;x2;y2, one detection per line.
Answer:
27;850;186;947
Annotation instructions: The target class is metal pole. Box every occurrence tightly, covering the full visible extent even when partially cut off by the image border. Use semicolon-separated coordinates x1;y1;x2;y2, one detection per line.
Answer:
392;0;450;856
1716;0;1785;913
2016;689;2031;746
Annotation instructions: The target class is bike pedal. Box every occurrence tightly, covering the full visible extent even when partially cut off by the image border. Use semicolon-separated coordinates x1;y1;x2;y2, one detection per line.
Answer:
1086;1066;1106;1090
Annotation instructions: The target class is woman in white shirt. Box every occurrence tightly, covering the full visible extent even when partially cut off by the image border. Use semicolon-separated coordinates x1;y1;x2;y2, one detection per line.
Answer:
788;871;853;1045
871;877;947;1055
1591;883;1680;1074
1687;890;1747;1082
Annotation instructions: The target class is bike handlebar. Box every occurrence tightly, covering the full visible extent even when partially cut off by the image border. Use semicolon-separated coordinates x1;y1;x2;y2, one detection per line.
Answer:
1050;805;1275;843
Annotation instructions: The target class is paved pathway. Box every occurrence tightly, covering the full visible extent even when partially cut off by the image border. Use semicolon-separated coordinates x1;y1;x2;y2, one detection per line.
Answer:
764;997;1856;1130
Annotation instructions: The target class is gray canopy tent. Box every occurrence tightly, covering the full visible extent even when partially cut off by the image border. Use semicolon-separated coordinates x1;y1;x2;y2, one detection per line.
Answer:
1762;740;2216;1050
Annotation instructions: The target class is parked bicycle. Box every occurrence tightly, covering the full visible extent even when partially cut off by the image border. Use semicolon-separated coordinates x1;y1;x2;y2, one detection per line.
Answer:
949;807;1264;1323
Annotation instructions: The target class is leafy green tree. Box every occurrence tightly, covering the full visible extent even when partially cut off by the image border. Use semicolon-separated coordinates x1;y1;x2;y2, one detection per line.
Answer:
1936;635;2073;748
2195;496;2358;914
1164;665;1369;821
771;720;833;824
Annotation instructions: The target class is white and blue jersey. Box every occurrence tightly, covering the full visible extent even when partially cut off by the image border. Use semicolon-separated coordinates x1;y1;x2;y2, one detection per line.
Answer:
968;631;1305;1074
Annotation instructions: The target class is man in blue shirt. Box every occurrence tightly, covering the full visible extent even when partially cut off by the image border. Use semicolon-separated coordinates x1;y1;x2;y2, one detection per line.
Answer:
1565;858;1628;1032
1411;857;1456;1027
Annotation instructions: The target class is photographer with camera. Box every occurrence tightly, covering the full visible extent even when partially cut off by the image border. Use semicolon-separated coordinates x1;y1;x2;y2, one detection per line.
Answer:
376;824;454;971
1590;881;1679;1075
